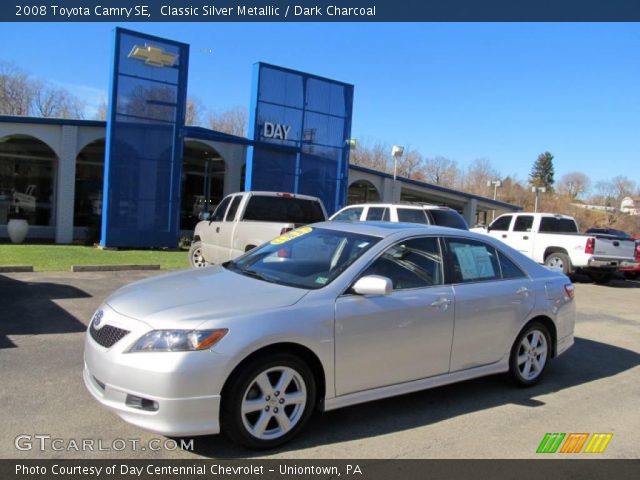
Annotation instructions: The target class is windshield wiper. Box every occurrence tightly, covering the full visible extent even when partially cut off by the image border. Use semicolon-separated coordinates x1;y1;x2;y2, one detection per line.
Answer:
239;269;280;284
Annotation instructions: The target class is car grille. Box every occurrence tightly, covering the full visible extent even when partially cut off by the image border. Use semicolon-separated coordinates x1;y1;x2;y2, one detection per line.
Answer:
89;322;130;348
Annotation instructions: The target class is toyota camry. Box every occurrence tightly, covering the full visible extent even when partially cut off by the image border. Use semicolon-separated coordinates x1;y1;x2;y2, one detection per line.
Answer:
84;222;575;449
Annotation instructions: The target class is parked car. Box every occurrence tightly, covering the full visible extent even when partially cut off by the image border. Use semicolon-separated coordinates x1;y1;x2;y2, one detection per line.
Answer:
84;222;575;449
472;213;638;284
614;234;640;280
189;191;327;268
330;202;469;229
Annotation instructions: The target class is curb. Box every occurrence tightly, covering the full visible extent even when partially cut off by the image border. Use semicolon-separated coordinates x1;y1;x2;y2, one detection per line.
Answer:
70;265;161;272
0;266;34;273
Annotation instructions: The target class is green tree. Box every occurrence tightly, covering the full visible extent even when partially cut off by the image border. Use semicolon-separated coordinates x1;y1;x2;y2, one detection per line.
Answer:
529;152;555;190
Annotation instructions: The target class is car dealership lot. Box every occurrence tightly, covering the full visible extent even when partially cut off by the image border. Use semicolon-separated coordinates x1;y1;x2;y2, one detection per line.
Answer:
1;271;638;459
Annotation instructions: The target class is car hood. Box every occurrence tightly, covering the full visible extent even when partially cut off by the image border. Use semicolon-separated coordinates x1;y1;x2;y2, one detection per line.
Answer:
105;266;309;329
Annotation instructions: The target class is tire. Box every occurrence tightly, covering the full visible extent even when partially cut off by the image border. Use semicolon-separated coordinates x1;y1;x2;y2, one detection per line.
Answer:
588;271;613;285
188;241;209;268
624;271;638;281
509;322;552;387
221;354;316;449
544;252;571;276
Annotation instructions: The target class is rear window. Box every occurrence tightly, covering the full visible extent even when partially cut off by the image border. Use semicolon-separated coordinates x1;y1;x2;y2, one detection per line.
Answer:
539;217;578;233
397;208;429;224
427;209;468;230
332;207;364;222
242;196;325;224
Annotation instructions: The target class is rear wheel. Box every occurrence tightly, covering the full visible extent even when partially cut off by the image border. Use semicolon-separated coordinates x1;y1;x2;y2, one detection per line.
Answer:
221;354;316;449
624;271;638;281
509;322;551;387
188;241;209;268
544;252;571;275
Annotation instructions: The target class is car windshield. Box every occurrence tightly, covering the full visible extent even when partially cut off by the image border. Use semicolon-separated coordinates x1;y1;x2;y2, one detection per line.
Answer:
224;227;380;289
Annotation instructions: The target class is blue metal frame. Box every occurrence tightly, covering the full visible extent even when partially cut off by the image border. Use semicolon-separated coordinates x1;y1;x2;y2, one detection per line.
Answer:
245;62;354;215
100;27;190;248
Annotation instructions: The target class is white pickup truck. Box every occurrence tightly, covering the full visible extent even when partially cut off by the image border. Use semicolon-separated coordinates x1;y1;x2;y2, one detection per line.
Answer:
189;191;327;267
473;212;638;283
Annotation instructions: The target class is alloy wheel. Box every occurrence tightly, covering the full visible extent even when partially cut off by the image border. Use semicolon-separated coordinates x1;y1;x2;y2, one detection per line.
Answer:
240;367;307;441
516;329;548;381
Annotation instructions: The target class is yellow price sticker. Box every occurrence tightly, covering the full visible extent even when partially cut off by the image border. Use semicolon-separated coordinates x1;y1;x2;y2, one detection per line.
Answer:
270;226;313;245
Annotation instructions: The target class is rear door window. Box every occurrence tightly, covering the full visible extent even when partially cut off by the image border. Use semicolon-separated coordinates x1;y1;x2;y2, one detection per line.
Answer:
397;208;429;224
366;207;390;221
445;238;501;283
224;195;242;222
513;215;534;232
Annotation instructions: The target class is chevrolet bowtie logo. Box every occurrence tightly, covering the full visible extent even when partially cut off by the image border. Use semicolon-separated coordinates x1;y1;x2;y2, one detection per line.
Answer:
128;45;177;67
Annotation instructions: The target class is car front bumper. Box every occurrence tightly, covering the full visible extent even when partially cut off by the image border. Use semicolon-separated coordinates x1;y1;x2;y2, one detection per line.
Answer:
83;306;228;436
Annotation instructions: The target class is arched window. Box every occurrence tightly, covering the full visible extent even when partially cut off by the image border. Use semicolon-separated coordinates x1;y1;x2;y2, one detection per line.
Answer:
74;139;105;228
348;180;380;204
0;135;57;226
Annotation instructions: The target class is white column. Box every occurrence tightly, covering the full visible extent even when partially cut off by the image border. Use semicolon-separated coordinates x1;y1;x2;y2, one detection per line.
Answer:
55;125;78;244
463;198;478;227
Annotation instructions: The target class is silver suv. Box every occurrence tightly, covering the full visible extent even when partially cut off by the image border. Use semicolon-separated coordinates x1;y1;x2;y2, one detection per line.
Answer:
330;203;468;230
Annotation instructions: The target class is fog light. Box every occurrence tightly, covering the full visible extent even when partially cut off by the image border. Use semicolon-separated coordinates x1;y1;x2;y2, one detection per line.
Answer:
125;395;159;411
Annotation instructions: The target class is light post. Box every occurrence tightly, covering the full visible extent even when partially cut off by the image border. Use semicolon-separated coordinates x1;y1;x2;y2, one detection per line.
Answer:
532;186;546;213
391;145;404;201
486;180;502;221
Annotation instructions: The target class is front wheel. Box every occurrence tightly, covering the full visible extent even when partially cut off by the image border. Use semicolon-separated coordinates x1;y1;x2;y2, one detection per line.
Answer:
509;322;551;387
188;240;209;268
221;354;316;449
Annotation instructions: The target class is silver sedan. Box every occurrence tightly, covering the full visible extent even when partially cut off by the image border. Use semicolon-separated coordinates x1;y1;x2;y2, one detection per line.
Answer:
84;222;575;449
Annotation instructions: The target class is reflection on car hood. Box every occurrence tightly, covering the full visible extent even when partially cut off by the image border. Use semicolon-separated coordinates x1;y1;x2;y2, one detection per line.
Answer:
105;266;308;329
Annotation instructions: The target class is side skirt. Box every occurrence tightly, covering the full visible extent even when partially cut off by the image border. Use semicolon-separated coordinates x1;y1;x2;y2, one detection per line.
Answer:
322;360;509;412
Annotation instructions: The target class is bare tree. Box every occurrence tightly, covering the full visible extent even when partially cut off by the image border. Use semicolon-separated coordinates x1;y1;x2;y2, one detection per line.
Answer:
349;140;390;173
208;106;248;136
558;171;591;200
94;98;108;121
463;158;501;195
611;175;636;202
185;96;204;126
0;61;33;115
423;156;459;187
32;81;85;119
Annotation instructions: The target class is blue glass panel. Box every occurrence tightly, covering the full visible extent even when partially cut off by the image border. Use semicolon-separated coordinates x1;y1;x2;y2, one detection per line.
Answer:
246;63;354;215
101;28;188;248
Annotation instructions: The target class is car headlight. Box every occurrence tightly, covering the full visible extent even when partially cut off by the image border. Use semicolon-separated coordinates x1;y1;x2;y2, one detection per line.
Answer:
127;329;228;353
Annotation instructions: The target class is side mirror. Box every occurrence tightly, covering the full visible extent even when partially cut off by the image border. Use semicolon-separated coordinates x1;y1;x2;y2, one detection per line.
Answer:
352;275;392;296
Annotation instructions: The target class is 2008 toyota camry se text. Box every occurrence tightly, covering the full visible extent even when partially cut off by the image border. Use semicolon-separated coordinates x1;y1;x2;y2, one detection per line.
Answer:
84;222;575;449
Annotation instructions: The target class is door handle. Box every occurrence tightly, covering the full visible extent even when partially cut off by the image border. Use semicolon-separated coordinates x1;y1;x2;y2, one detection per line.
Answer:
216;227;220;233
430;298;452;308
516;287;530;295
523;236;529;240
502;234;507;239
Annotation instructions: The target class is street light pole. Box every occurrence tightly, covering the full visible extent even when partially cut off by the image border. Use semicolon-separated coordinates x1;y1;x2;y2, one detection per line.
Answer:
486;180;502;221
532;186;547;213
391;145;404;202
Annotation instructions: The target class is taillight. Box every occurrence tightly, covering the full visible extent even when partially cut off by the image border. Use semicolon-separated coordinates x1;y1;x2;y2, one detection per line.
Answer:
585;237;595;254
564;283;575;300
635;242;640;261
277;192;294;198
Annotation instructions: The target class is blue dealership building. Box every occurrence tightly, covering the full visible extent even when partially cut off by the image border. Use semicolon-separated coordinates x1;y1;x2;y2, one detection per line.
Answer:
0;28;519;246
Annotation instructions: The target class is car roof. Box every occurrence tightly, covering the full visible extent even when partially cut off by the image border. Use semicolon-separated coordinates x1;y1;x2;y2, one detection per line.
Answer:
339;203;451;210
311;220;471;238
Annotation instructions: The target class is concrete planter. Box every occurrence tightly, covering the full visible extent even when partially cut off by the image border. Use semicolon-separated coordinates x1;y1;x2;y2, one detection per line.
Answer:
7;219;29;244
